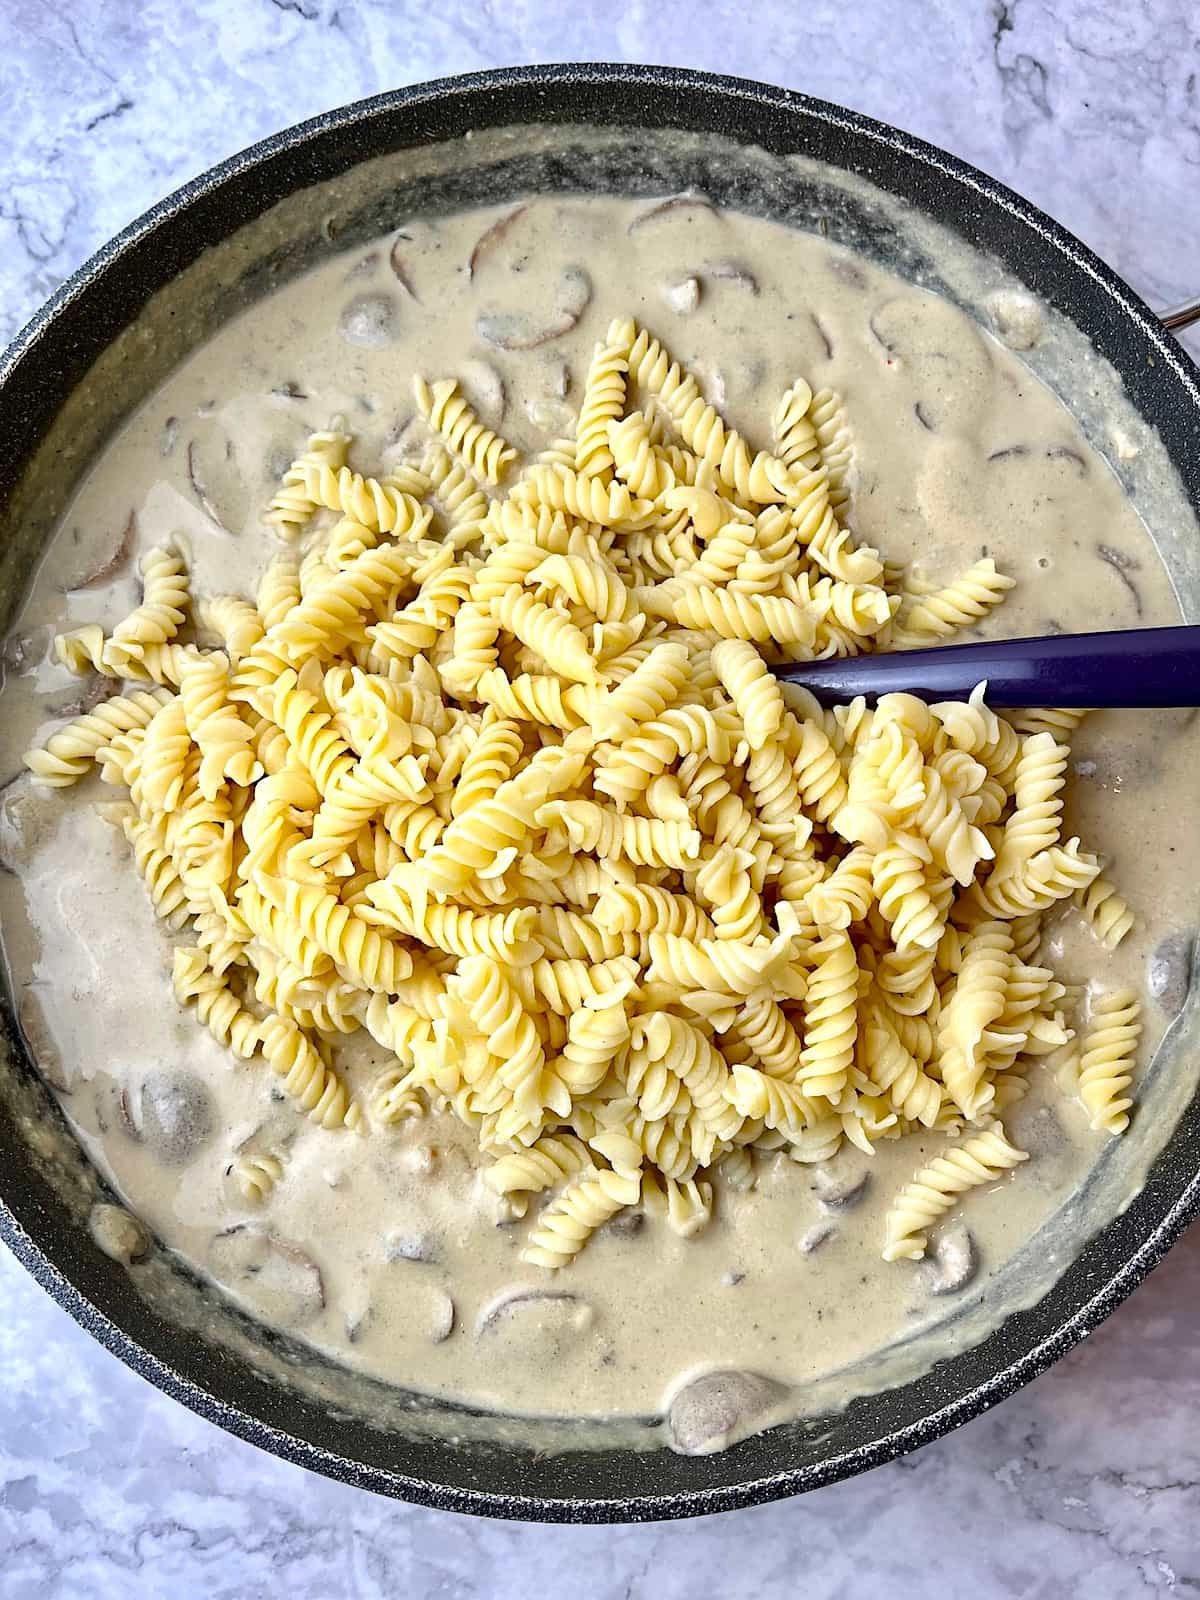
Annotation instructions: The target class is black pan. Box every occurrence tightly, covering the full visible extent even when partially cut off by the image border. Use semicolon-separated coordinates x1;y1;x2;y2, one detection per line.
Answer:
1;64;1198;1524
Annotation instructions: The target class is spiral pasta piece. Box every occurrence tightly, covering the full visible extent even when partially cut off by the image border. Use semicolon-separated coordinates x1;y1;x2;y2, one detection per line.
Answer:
930;682;1020;785
179;651;261;800
937;921;1012;1116
882;1126;1028;1260
1078;988;1141;1133
575;337;630;478
415;376;518;483
258;1013;360;1130
1074;872;1134;950
807;387;854;508
371;885;538;965
974;838;1101;918
897;558;1015;643
559;998;633;1097
424;446;490;532
592;883;715;943
797;933;858;1103
172;946;261;1059
711;638;785;751
490;585;599;685
808;845;875;933
198;595;264;662
454;955;552;1134
106;544;190;670
608;411;676;501
264;429;352;539
274;876;413;993
290;458;433;537
990;732;1069;879
520;1168;642;1269
773;378;820;473
646;929;798;999
451;712;523;817
24;688;172;787
514;462;653;528
539;799;700;871
724;996;806;1082
232;1151;286;1204
909;766;993;886
528;551;633;626
872;839;942;952
725;1063;821;1141
665;578;818;647
483;1134;594;1202
413;748;580;897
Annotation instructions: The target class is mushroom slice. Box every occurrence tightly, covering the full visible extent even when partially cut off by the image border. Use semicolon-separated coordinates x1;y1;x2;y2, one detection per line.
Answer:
129;1069;215;1166
63;510;137;592
667;1369;786;1455
798;1222;835;1255
89;1204;150;1266
627;195;717;234
468;204;530;278
385;1232;440;1265
661;277;701;315
475;1286;591;1338
18;985;69;1093
477;266;593;351
812;1158;870;1212
1149;930;1194;1018
186;439;236;536
430;1290;456;1344
923;1222;978;1296
388;234;420;300
210;1225;325;1325
338;293;398;349
705;258;759;294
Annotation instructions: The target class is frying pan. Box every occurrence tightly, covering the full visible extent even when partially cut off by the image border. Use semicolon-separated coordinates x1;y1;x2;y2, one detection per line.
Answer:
1;64;1198;1524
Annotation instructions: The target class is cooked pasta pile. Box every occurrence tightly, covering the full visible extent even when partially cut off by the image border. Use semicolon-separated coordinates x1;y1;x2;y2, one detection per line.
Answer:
25;313;1142;1267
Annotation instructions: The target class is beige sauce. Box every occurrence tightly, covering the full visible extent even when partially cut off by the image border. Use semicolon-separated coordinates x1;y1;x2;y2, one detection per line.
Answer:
0;196;1196;1426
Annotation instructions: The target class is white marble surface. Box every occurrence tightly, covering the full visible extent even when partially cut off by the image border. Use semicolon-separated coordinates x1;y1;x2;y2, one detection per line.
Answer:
2;1;1199;1594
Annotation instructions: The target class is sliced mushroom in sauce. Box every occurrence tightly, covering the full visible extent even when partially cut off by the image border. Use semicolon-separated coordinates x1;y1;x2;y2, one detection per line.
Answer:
667;1369;786;1456
209;1226;325;1326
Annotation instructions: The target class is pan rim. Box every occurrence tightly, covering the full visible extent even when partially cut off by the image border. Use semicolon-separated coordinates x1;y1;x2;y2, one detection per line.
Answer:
1;60;1197;1523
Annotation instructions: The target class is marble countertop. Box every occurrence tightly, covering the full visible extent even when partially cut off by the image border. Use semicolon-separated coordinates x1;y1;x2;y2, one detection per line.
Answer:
2;2;1198;1594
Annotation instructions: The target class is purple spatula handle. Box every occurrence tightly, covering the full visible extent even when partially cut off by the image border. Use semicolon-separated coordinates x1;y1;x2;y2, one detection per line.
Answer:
774;626;1200;707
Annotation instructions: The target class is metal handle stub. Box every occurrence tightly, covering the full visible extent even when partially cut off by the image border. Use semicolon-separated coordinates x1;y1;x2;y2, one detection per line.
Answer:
1161;298;1200;333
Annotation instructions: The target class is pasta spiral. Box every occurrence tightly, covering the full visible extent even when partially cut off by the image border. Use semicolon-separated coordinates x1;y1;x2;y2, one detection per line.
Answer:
415;376;518;484
258;1013;360;1130
264;429;351;539
797;932;858;1103
172;947;261;1059
1078;988;1141;1134
882;1126;1028;1261
1074;872;1134;950
897;558;1015;644
520;1168;642;1269
106;543;190;670
575;337;630;478
24;688;171;787
711;638;785;751
514;463;654;528
289;459;432;536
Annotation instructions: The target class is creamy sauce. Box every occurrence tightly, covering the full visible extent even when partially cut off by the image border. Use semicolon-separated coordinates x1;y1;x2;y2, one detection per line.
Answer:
1;195;1196;1427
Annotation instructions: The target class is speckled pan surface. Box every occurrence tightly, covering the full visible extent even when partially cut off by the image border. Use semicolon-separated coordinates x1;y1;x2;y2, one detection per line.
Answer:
0;64;1198;1524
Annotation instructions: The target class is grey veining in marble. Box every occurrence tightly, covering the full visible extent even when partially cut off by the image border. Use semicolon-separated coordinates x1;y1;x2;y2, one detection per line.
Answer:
2;3;1199;1596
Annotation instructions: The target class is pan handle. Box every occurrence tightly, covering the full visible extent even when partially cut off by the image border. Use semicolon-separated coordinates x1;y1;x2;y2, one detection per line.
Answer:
1161;298;1200;333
